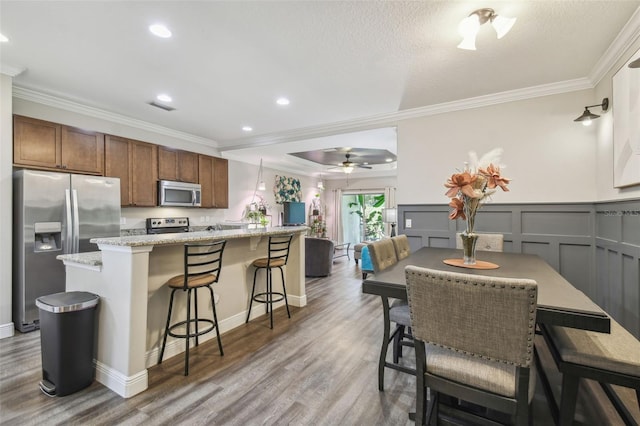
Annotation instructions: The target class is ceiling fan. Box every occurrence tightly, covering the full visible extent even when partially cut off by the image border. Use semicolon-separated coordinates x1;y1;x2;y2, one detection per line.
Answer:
332;153;372;174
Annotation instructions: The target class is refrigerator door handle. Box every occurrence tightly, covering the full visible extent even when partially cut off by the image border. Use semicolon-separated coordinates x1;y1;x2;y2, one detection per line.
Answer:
72;189;80;253
64;189;73;254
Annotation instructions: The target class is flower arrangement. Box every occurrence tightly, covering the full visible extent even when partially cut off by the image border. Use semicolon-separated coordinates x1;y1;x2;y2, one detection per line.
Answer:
445;148;510;236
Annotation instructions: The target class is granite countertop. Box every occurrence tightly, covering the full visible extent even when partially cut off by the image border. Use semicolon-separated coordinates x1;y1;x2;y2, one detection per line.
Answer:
90;226;309;247
57;251;103;267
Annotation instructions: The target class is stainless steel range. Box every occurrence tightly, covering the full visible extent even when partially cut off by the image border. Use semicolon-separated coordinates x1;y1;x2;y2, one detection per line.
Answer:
146;217;190;234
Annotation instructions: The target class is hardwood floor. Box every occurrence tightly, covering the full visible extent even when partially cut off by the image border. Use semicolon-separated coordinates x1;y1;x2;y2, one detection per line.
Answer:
1;257;638;425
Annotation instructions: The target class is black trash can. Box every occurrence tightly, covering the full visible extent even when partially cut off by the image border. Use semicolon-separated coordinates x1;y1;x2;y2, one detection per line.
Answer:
36;291;99;397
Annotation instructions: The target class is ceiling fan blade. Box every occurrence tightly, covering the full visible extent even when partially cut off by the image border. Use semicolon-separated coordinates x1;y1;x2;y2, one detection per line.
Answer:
357;165;372;169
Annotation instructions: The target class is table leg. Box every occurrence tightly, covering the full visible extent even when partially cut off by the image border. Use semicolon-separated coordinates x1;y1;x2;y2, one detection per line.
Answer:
378;296;391;391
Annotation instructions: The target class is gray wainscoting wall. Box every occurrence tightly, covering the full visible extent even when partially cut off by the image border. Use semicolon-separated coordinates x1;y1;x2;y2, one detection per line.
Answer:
398;200;640;339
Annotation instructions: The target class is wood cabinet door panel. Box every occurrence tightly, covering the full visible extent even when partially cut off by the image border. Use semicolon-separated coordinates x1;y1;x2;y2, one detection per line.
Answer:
13;115;61;168
177;151;198;183
198;155;214;208
213;157;229;208
105;135;132;206
61;126;104;174
131;141;158;206
158;147;178;181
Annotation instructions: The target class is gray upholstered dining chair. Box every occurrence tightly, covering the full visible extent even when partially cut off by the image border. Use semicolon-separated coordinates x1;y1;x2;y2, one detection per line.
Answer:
391;234;411;260
405;266;538;425
367;238;398;273
368;239;415;389
456;232;504;252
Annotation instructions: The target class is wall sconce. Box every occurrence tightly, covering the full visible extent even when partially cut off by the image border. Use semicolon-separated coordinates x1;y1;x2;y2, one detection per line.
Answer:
574;98;609;126
457;8;516;50
383;208;397;237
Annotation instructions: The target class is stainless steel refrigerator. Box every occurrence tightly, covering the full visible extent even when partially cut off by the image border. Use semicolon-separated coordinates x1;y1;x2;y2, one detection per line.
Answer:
13;170;121;332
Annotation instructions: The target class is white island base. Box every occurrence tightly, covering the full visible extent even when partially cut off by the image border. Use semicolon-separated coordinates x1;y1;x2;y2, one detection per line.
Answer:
58;227;308;398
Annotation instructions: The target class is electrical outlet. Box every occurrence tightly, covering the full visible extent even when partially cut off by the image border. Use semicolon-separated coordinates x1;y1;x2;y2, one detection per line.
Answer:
405;219;412;228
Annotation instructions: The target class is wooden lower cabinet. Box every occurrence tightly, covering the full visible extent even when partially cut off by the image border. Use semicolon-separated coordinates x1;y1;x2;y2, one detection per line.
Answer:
198;155;228;208
105;135;158;207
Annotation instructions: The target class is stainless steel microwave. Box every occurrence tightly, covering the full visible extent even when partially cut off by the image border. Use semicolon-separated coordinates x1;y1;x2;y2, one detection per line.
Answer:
158;180;201;207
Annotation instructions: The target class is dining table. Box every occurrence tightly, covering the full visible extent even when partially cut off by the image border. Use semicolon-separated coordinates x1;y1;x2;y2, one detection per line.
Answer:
362;246;611;391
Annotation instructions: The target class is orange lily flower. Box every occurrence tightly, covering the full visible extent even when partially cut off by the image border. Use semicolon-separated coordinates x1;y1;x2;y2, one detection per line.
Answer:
479;164;510;192
448;197;466;220
445;172;478;198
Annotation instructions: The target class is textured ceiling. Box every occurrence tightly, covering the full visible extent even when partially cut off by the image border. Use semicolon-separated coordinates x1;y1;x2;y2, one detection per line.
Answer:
1;1;639;176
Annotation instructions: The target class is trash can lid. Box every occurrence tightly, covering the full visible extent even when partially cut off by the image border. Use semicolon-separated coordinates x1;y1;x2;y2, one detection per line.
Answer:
36;291;99;313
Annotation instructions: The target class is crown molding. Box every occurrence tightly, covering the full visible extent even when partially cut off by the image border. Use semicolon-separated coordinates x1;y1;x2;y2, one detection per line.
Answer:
221;77;593;150
12;86;218;147
589;6;640;85
1;64;26;77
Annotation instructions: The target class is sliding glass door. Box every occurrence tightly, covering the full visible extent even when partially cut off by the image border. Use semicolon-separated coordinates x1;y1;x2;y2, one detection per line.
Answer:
341;192;385;243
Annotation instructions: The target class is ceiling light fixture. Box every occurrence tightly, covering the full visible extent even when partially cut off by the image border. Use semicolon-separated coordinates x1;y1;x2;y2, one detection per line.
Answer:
343;165;354;174
0;33;9;43
242;126;253;132
457;8;516;50
276;97;290;106
149;24;172;38
574;98;609;126
156;94;172;103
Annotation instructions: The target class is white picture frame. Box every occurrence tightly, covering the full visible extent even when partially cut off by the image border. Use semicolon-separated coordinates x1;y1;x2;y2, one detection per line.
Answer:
613;47;640;188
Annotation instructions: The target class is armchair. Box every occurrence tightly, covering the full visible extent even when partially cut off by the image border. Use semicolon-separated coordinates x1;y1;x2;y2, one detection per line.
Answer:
305;237;335;277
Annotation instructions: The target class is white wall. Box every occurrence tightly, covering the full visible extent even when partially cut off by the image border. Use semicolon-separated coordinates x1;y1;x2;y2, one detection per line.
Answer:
0;74;14;338
396;90;602;204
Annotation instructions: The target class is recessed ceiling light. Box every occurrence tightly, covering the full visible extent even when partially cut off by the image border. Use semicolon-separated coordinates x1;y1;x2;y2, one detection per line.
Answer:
157;94;172;103
276;97;290;106
149;24;172;38
385;158;393;162
0;33;9;43
242;126;253;132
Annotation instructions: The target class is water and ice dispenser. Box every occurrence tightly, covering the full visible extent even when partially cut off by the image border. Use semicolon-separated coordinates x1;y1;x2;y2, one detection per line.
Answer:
34;222;62;252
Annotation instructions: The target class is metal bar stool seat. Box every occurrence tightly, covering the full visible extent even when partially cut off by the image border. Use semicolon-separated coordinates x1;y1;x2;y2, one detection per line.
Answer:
158;240;226;376
246;234;294;329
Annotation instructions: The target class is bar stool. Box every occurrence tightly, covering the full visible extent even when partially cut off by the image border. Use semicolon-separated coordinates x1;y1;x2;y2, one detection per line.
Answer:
246;234;294;329
158;240;226;376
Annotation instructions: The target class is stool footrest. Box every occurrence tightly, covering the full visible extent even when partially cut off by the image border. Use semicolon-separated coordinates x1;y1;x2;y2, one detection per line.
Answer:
168;318;216;339
252;292;285;304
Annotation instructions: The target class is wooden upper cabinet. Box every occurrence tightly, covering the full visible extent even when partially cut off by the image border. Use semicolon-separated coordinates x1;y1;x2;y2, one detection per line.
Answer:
198;155;229;208
13;115;61;169
130;140;158;206
105;135;131;206
158;147;198;183
105;135;158;207
198;155;214;208
213;157;229;208
13;115;104;174
61;126;104;174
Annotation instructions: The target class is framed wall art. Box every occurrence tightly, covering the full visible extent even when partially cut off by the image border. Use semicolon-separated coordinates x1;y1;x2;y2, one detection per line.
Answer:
274;175;302;204
613;47;640;188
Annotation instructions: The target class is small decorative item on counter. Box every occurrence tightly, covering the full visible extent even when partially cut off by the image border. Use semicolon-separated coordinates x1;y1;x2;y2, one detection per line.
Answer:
445;148;510;265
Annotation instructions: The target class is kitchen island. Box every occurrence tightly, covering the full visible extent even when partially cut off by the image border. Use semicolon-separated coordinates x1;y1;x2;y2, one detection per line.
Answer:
57;226;308;398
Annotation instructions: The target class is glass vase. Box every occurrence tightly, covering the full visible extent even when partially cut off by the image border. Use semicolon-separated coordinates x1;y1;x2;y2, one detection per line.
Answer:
460;233;478;265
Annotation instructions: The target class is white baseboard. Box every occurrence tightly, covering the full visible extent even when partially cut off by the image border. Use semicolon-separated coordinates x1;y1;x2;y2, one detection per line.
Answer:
0;322;15;339
95;361;148;398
